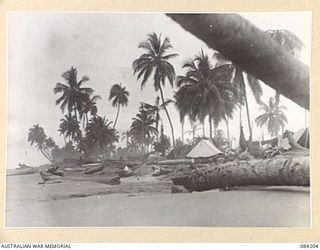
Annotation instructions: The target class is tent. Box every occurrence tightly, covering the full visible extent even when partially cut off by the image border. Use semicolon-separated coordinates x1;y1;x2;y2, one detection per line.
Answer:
186;139;222;158
278;128;309;149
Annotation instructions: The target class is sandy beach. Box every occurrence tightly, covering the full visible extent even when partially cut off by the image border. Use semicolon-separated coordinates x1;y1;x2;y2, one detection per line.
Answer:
6;173;310;227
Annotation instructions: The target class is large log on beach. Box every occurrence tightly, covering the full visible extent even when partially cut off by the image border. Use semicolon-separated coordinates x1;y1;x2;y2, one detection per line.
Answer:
172;152;309;191
166;14;309;109
153;159;192;165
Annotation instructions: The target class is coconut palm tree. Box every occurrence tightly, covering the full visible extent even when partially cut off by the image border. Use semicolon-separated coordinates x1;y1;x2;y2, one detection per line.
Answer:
184;120;202;140
28;124;54;162
109;83;129;129
175;51;239;139
133;32;178;148
255;97;288;136
79;93;101;127
54;67;93;121
213;52;263;142
167;14;309;110
265;29;304;136
58;114;81;143
121;130;131;146
85;116;119;149
129;106;157;151
141;96;172;143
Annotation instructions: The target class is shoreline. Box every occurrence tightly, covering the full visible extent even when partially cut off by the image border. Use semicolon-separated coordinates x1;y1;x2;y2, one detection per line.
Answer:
6;173;310;227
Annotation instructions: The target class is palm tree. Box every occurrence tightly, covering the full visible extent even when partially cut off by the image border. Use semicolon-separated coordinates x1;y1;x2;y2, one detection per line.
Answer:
265;29;304;136
129;106;157;151
28;124;54;162
58;114;81;143
175;51;239;139
167;14;309;110
141;96;172;143
184;120;202;140
79;93;101;127
255;97;288;137
85;116;119;149
54;67;93;121
133;33;178;148
121;130;131;146
109;83;129;129
213;52;263;142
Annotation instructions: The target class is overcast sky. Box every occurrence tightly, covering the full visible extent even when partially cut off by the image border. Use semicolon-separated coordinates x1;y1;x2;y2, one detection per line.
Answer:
6;12;311;168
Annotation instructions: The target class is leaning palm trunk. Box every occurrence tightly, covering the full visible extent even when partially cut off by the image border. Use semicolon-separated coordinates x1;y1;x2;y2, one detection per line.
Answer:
159;85;175;148
40;148;53;163
166;14;309;110
241;74;253;141
113;104;120;129
172;150;309;191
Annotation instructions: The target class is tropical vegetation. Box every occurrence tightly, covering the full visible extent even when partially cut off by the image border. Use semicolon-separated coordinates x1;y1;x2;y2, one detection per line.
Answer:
132;33;178;148
28;27;300;163
255;97;288;136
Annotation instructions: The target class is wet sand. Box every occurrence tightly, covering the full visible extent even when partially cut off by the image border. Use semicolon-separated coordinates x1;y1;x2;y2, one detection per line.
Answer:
6;173;310;227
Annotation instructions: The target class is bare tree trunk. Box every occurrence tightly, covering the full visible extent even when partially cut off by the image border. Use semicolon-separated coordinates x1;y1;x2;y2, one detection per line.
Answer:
226;118;230;145
40;148;53;163
159;85;175;148
173;153;309;191
181;118;184;144
202;120;205;138
113;104;120;129
209;116;213;139
213;123;218;136
74;107;78;122
166;14;309;110
241;73;252;142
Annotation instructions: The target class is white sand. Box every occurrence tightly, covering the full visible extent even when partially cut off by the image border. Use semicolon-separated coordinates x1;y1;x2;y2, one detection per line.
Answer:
6;174;310;227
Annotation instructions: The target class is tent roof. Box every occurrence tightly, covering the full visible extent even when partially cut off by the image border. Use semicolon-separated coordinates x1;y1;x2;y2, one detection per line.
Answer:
278;128;309;149
186;139;222;158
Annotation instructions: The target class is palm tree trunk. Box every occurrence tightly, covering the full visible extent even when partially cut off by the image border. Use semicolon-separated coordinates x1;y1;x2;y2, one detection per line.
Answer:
226;118;230;145
86;114;89;127
74;107;78;122
209;116;213;139
113;104;120;129
167;14;309;110
213;122;218;136
202;120;205;138
40;148;53;163
275;90;280;136
159;85;175;148
181;118;185;144
173;154;309;191
156;113;159;143
241;73;252;142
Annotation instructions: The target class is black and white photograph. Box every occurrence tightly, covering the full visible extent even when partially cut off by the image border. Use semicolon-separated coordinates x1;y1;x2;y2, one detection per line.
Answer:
6;12;311;227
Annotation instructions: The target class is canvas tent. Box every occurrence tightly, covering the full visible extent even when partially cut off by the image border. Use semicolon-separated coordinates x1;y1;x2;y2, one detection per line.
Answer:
186;139;222;158
278;128;309;149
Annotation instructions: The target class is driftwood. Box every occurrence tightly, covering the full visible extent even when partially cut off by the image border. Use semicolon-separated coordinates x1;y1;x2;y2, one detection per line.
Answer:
153;159;192;165
172;151;309;191
84;165;104;174
7;168;37;176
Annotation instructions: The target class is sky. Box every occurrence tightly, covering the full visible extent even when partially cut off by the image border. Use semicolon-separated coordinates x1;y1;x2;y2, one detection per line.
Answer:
6;12;311;168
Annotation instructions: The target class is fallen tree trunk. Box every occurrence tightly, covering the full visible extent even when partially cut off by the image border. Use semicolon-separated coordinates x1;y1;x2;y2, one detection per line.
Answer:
152;159;192;165
172;153;309;191
166;14;309;109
